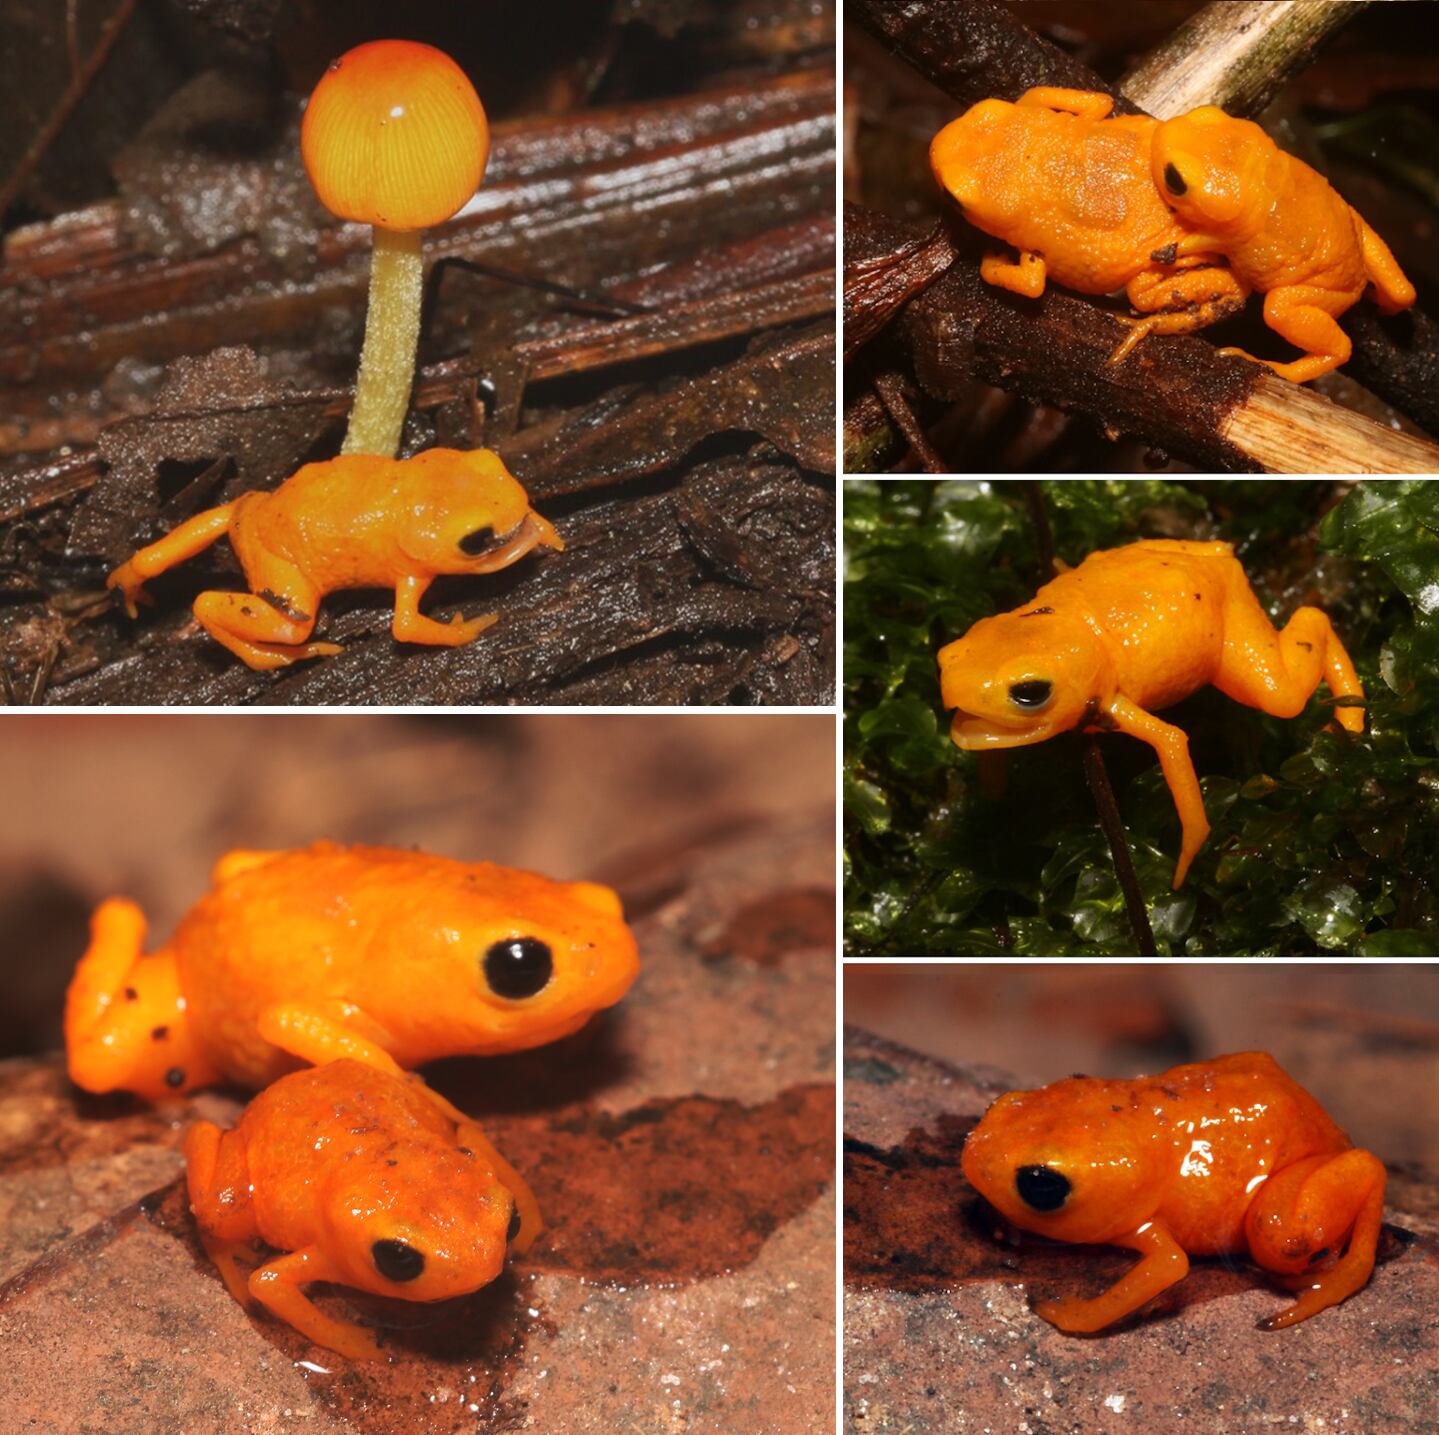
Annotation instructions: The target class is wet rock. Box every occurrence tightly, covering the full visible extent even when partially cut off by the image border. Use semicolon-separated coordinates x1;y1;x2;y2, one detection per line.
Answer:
0;813;835;1434
843;1027;1439;1434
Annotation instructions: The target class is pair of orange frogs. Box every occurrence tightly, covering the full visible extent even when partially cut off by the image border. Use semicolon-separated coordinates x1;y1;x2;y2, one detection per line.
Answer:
932;86;1416;381
64;842;640;1360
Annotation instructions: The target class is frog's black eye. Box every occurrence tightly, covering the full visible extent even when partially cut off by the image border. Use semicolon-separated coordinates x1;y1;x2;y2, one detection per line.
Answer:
1163;162;1188;195
1015;1164;1071;1212
1008;679;1053;710
372;1238;425;1282
507;1206;523;1244
483;937;554;1000
459;526;496;555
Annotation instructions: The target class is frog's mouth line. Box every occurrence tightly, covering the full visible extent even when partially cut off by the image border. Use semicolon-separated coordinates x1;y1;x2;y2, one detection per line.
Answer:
466;512;566;573
949;711;1056;749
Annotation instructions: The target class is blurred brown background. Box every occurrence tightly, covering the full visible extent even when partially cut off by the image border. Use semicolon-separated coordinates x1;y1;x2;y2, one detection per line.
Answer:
846;963;1439;1174
0;712;834;1060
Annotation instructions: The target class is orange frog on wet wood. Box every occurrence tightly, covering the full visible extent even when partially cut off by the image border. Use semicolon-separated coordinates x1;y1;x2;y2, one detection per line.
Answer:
964;1052;1387;1333
186;1059;528;1361
931;87;1416;383
937;539;1364;886
107;448;563;671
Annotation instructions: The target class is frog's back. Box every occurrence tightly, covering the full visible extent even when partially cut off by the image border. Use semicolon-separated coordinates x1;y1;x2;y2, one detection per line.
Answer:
173;843;462;1084
1148;1053;1351;1253
1035;540;1241;709
940;106;1180;295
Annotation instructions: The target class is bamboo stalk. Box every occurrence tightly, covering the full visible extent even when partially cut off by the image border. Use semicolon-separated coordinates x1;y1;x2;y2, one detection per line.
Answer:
1123;0;1371;119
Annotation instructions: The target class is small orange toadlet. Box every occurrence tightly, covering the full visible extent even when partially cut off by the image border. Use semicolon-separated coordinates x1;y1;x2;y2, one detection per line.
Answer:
185;1059;527;1361
963;1052;1387;1333
106;447;562;670
302;40;490;456
930;87;1416;382
936;539;1364;887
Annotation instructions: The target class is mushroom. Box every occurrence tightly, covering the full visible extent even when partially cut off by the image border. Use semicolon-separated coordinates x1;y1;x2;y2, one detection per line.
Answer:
302;39;489;458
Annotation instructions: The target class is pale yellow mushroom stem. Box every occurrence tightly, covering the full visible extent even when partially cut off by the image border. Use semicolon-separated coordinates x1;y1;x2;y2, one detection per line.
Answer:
343;225;424;458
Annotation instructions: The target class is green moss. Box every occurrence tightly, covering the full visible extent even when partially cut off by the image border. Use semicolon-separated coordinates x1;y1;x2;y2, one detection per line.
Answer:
843;479;1439;957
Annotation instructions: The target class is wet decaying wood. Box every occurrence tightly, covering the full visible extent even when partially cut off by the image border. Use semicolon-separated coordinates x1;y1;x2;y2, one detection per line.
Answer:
0;7;835;705
845;0;1438;470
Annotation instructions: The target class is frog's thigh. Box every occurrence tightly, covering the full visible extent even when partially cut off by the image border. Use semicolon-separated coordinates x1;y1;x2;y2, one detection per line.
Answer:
192;588;341;672
1211;600;1365;733
249;1247;386;1361
1034;1222;1189;1334
257;1003;404;1077
1245;1149;1385;1330
1105;697;1210;889
980;249;1047;300
1110;265;1248;365
1015;86;1114;120
1219;284;1356;384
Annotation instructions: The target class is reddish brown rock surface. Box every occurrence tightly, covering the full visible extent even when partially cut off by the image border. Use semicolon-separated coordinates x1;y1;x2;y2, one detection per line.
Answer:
0;811;836;1435
843;1026;1439;1434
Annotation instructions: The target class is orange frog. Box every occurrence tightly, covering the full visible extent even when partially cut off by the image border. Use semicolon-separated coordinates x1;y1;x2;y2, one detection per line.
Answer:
107;448;563;671
186;1059;526;1361
931;87;1415;382
937;539;1364;887
963;1052;1387;1333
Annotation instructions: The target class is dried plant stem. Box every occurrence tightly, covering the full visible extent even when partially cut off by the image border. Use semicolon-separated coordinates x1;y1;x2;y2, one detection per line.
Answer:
1081;738;1159;958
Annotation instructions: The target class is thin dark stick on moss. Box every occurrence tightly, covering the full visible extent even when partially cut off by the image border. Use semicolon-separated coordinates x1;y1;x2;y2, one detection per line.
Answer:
1024;482;1055;580
1081;737;1159;958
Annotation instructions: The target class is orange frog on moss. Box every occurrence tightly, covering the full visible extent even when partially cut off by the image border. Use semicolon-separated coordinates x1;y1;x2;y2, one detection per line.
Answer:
107;448;563;671
937;539;1364;887
964;1052;1387;1333
186;1059;528;1361
931;87;1416;383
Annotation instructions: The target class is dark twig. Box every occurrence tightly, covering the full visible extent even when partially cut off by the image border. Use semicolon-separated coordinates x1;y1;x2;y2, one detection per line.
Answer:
1081;737;1159;958
873;372;946;473
0;0;138;220
1025;481;1157;957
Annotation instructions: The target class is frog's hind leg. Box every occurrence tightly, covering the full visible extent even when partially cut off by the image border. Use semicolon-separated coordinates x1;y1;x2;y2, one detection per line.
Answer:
64;900;219;1098
107;502;239;618
1110;262;1249;366
1245;1149;1386;1329
1218;284;1357;384
1014;87;1115;120
249;1247;386;1361
1210;581;1365;733
1354;211;1416;315
191;587;341;672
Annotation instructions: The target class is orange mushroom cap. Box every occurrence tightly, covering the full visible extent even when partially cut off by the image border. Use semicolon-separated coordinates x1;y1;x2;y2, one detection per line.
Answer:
301;40;489;232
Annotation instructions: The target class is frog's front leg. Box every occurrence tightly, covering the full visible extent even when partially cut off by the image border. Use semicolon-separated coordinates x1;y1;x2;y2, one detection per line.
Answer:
1245;1149;1385;1330
980;249;1047;300
249;1246;386;1361
1109;262;1249;366
1217;283;1356;384
257;1003;405;1076
1034;1221;1189;1333
1102;696;1210;889
392;574;499;647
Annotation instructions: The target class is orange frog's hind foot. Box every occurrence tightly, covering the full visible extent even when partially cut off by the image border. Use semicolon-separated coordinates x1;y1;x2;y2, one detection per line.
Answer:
1246;1149;1386;1330
64;900;218;1099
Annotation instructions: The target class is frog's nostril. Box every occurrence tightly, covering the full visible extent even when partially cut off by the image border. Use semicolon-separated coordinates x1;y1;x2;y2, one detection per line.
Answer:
1016;1164;1071;1212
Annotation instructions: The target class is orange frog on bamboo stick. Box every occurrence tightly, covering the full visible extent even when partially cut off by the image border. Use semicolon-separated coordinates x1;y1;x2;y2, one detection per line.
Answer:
185;1059;527;1361
937;539;1364;887
963;1052;1387;1333
930;87;1416;382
